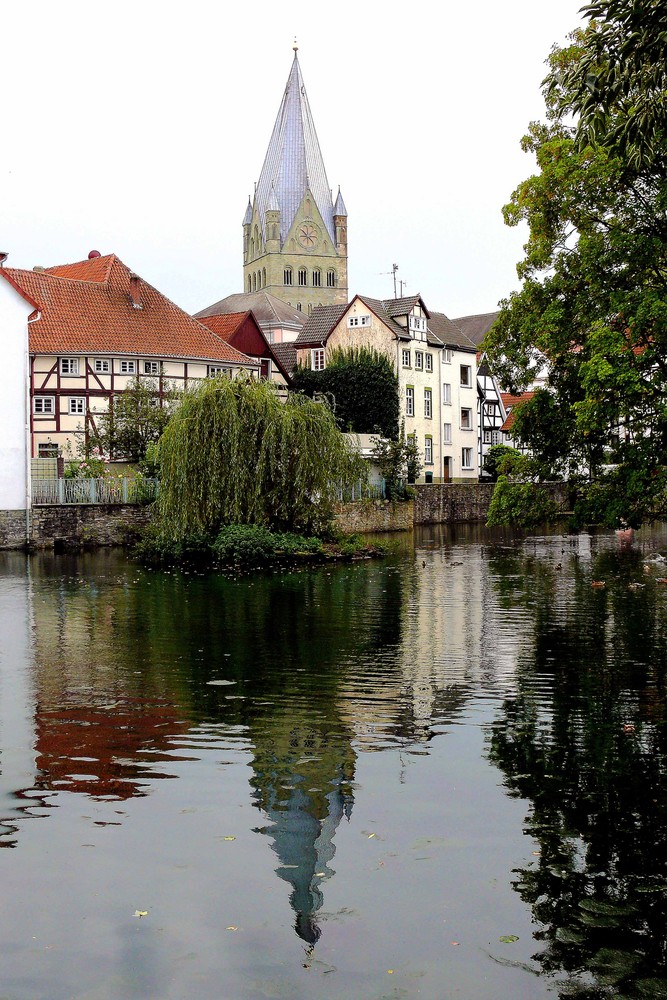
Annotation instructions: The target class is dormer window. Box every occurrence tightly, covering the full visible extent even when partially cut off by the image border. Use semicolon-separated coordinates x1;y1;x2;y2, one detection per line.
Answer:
408;315;427;332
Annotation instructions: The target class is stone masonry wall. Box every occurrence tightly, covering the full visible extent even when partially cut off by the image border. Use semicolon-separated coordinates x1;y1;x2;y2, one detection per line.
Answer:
0;510;29;549
30;504;154;550
333;499;414;534
414;482;570;524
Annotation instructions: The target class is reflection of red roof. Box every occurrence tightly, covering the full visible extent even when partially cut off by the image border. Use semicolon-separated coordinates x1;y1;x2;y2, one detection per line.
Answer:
7;255;258;367
500;391;535;433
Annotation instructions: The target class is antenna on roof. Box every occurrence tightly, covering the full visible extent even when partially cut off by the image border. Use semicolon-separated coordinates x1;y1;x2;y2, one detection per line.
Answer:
379;263;399;298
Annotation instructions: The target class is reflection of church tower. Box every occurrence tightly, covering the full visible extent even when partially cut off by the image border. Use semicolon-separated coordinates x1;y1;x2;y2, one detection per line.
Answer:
249;708;355;946
243;43;348;315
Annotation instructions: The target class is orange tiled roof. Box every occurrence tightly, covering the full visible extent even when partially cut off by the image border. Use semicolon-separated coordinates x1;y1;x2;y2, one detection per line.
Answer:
196;312;248;340
8;255;257;367
500;391;535;432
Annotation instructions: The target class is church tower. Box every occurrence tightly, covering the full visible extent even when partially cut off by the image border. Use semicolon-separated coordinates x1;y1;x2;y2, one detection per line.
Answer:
242;44;348;314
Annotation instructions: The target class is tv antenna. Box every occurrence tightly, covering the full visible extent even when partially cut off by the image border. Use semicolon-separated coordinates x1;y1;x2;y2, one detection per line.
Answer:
379;263;400;298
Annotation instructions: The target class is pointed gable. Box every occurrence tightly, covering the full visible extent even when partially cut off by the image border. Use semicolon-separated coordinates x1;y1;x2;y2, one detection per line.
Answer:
254;51;336;246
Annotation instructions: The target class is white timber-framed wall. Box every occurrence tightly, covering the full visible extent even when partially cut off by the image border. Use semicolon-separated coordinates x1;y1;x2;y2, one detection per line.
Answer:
0;273;32;510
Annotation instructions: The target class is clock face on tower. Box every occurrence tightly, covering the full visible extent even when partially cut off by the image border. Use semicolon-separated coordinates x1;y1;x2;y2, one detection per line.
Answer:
297;222;320;249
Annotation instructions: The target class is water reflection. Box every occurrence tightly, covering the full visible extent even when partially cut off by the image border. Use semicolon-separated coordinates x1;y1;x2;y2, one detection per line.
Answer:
486;530;667;998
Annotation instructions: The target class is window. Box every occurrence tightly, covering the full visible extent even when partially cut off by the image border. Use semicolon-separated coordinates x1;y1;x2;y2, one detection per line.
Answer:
311;348;326;371
144;361;160;375
60;358;79;375
298;267;307;286
460;364;472;387
462;447;474;469
94;359;111;374
408;315;427;332
424;388;432;418
402;349;411;367
443;349;452;363
120;360;136;374
415;351;423;370
425;354;433;372
34;396;55;414
460;407;473;430
208;365;230;377
443;383;451;405
312;269;322;287
69;397;85;415
348;315;371;328
424;436;433;464
405;386;414;417
284;267;293;285
443;422;452;444
38;442;59;457
327;269;336;287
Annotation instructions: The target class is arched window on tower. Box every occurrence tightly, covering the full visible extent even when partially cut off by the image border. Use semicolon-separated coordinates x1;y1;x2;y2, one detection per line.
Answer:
327;269;336;287
298;267;307;286
296;303;302;312
284;266;293;286
312;269;322;287
252;272;257;291
262;268;266;287
247;275;252;292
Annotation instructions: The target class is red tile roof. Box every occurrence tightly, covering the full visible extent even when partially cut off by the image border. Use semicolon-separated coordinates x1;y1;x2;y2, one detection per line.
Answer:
500;391;535;432
8;255;257;366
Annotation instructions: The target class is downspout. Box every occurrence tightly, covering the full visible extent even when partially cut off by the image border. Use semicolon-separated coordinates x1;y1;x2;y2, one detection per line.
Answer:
25;313;41;544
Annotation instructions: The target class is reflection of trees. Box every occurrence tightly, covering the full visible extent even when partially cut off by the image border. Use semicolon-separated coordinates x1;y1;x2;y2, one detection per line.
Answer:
487;542;667;998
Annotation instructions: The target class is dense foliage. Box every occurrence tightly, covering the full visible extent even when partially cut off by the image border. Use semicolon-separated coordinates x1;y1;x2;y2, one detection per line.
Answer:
371;427;422;499
484;0;667;527
292;347;400;438
155;376;365;540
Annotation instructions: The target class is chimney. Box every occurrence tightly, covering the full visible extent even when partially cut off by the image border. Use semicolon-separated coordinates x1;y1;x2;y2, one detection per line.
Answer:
0;252;8;267
129;272;143;310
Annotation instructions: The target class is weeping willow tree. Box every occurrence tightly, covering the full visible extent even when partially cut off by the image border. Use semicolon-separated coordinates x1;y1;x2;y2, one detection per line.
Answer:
156;376;365;540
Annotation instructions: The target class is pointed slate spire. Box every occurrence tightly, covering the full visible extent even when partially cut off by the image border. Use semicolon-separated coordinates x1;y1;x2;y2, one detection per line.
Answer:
243;197;253;226
267;184;280;212
333;187;347;217
254;48;336;245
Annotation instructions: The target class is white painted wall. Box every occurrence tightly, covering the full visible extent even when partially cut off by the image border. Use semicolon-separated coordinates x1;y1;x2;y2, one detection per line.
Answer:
0;275;31;510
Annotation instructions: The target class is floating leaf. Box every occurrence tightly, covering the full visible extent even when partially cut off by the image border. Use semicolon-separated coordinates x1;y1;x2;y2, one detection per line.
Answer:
223;836;236;841
499;935;519;944
134;910;148;918
226;925;238;931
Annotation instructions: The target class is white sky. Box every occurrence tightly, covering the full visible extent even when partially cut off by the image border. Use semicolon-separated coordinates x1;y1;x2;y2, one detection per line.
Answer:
2;0;584;320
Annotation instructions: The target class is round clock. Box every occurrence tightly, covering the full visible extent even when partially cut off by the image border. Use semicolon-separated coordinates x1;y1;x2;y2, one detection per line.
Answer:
298;223;320;249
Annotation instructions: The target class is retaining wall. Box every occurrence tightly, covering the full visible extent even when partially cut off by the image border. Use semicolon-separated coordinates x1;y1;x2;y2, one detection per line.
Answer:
414;482;570;524
30;504;153;550
333;499;414;534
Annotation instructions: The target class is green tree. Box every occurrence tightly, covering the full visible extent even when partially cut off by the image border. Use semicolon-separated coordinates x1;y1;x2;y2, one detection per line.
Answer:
482;444;523;481
93;375;177;463
291;347;400;438
371;425;422;499
484;7;667;528
156;376;364;540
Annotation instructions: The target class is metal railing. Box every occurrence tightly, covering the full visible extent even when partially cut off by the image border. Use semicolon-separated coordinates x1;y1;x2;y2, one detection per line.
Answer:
336;480;387;502
31;478;159;505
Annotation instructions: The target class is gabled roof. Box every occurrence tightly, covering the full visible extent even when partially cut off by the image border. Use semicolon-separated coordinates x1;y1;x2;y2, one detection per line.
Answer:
195;290;305;333
383;294;430;320
253;51;336;245
500;391;535;432
294;304;348;346
196;310;292;383
427;311;478;352
9;255;257;366
271;341;298;375
450;311;499;347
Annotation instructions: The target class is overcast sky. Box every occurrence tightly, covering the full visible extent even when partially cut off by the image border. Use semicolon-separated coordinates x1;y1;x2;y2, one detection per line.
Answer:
2;0;585;320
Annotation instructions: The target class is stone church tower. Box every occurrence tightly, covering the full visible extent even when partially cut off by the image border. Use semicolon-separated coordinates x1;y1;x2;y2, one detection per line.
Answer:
243;45;348;313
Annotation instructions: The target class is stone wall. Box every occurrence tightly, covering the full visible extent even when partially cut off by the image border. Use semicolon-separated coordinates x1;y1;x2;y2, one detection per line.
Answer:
414;482;570;524
333;499;414;534
0;510;29;549
30;504;154;550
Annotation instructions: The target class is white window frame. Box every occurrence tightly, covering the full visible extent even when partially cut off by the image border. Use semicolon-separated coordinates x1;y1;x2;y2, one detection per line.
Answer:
402;348;411;367
443;422;452;444
443;349;452;364
348;314;371;328
311;348;326;372
208;365;229;377
460;364;472;387
415;351;424;371
119;360;136;374
34;396;55;415
462;447;474;470
424;388;432;418
60;357;79;375
425;354;433;372
460;407;473;430
405;385;414;417
424;436;433;464
144;361;160;375
94;359;111;374
443;383;452;405
69;397;85;415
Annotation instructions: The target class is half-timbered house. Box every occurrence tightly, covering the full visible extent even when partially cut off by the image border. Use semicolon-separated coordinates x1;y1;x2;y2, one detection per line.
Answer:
3;253;259;460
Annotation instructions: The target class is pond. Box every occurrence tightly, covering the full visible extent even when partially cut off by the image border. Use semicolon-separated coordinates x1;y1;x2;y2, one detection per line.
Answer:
2;524;667;999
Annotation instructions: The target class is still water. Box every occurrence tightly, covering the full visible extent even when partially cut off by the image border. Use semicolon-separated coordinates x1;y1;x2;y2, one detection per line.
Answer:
2;525;667;1000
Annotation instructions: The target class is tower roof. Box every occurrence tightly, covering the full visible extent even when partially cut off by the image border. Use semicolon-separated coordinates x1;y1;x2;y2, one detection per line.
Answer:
254;51;336;246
